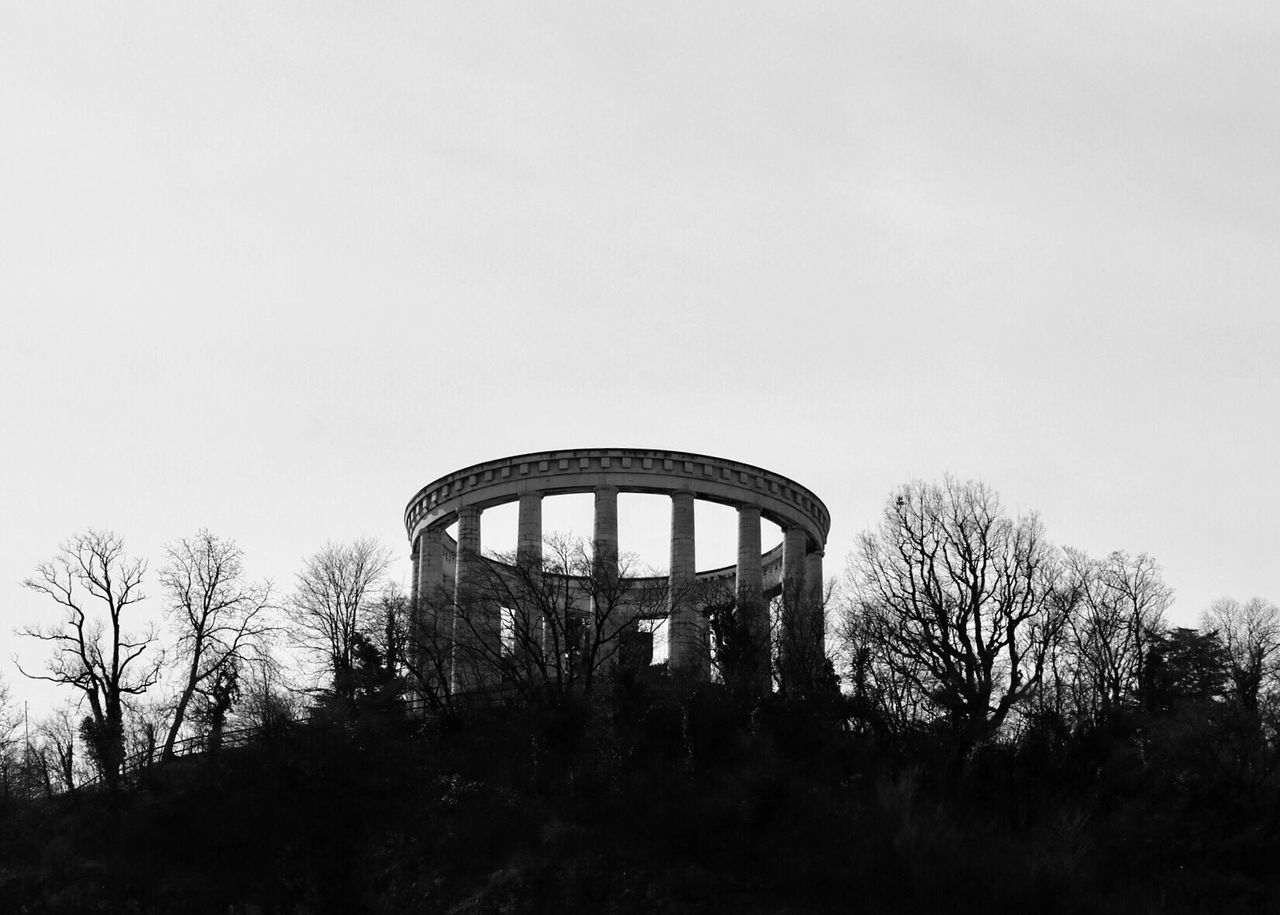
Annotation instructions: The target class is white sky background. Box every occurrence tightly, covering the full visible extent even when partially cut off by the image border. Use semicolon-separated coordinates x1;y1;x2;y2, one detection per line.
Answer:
1;2;1277;713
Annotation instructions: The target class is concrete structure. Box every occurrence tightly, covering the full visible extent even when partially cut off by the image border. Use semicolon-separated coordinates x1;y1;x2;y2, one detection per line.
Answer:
405;448;830;694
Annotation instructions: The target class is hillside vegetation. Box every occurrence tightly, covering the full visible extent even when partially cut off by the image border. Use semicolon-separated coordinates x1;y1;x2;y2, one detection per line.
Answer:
2;672;1278;914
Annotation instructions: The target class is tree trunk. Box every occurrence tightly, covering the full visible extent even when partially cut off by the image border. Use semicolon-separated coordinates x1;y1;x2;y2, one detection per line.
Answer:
162;669;199;761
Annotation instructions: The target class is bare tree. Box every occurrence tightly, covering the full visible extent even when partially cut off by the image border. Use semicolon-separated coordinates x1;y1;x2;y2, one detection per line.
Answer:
428;533;671;701
403;590;460;712
158;530;274;760
840;601;934;736
1061;549;1171;726
289;538;392;699
31;706;82;796
232;653;302;734
0;677;19;799
19;530;161;788
773;577;838;699
1203;597;1280;719
850;479;1069;748
189;656;241;752
363;586;409;693
701;583;760;698
702;573;836;701
123;699;167;775
375;587;408;662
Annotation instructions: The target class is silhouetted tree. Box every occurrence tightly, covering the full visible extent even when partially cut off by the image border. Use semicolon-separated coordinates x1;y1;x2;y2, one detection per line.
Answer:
19;530;162;788
1060;548;1171;726
702;588;759;699
1203;597;1280;720
191;658;240;753
772;579;839;700
31;705;81;795
312;587;411;717
365;587;409;691
347;632;405;712
839;597;932;738
1141;627;1229;714
850;479;1070;748
289;538;392;699
232;655;301;735
0;678;19;800
159;530;274;760
124;701;166;774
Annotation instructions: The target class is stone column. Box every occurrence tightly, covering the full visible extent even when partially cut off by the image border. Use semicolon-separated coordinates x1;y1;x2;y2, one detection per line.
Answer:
516;492;544;666
592;485;621;673
592;486;619;579
419;527;444;604
416;526;448;698
781;525;808;606
805;548;826;659
668;490;705;678
451;505;495;692
779;525;809;686
735;504;768;695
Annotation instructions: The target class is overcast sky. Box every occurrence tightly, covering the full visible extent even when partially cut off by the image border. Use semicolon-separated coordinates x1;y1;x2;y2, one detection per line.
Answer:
2;2;1277;712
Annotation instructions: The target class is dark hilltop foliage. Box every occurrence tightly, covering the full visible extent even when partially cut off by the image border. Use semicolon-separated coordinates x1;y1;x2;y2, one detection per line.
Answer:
2;658;1280;914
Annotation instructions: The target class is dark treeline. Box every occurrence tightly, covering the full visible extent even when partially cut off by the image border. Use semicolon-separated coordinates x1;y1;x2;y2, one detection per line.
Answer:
2;479;1279;913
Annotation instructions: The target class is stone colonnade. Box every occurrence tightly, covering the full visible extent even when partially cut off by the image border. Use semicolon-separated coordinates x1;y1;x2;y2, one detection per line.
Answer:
405;449;830;694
